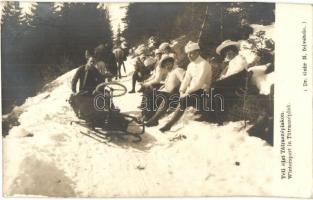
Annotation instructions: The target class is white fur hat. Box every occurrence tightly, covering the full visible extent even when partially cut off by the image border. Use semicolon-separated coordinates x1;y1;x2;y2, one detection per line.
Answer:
216;40;239;55
185;41;200;53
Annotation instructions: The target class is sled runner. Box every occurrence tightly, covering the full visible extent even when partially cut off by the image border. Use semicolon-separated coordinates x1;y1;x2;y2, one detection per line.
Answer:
69;81;145;143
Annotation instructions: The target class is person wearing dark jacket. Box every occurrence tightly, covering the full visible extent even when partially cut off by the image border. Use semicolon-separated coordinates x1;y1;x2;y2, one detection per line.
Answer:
71;57;104;94
94;43;118;78
128;54;150;93
70;57;111;125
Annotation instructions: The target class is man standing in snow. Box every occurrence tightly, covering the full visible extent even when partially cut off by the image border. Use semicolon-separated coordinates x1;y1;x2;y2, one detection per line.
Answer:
94;43;118;80
121;41;129;73
159;41;212;132
113;47;125;79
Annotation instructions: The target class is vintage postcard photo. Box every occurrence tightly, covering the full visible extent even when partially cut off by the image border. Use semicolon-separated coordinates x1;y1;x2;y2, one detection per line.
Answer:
1;1;312;198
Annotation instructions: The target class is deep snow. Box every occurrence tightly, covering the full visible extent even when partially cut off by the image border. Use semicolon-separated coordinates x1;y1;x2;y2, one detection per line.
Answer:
2;56;277;197
3;24;278;197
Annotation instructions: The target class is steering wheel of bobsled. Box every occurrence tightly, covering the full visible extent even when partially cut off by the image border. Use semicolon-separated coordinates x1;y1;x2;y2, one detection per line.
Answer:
70;81;144;143
95;81;127;97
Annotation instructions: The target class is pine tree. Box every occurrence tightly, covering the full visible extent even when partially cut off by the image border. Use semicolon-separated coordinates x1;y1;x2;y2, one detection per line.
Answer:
58;3;113;64
114;23;122;47
122;3;185;47
1;2;22;46
1;2;25;112
2;2;115;113
122;3;275;53
29;2;60;60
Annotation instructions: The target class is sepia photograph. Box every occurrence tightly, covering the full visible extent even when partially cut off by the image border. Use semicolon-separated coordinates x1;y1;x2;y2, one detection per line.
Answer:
1;1;310;198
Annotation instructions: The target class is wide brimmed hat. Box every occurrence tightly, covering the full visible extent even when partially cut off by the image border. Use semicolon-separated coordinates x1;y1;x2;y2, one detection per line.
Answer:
185;41;200;53
159;42;170;52
155;49;161;55
159;54;175;68
144;57;157;67
135;44;146;55
139;54;146;60
216;40;239;55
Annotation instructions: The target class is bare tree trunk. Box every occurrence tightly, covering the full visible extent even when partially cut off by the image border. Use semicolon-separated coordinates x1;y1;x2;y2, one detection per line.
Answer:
220;5;224;41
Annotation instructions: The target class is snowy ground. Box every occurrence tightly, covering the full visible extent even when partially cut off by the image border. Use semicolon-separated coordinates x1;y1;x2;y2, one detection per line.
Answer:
2;56;277;197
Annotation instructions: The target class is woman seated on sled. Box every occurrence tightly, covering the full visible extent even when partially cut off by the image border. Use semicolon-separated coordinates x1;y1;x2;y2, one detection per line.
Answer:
159;41;212;132
204;40;262;124
139;54;172;92
136;42;175;93
144;56;186;126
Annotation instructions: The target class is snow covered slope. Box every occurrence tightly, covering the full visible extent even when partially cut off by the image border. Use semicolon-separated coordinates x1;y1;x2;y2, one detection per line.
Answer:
3;55;276;197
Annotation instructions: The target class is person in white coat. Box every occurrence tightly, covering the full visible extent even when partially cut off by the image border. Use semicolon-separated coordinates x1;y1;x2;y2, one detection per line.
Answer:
159;41;212;132
145;60;186;126
140;55;180;120
215;40;247;80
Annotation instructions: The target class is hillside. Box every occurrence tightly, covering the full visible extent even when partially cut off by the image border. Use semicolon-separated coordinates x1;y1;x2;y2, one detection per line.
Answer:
3;56;276;197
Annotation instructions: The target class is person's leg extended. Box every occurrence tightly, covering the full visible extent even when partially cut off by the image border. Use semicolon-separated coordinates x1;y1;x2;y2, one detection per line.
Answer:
115;62;120;79
159;89;204;132
159;95;188;132
159;105;185;132
146;97;170;127
118;62;122;79
140;87;154;119
122;61;126;74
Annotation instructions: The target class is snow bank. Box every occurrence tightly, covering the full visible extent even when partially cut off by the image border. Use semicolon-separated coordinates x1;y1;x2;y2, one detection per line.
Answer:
251;23;274;39
3;34;276;197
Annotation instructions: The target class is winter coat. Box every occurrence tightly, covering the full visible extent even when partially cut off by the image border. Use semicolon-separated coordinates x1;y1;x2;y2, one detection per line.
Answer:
94;44;118;76
105;52;118;76
219;54;248;80
122;47;129;61
135;58;150;77
71;65;104;94
113;48;125;63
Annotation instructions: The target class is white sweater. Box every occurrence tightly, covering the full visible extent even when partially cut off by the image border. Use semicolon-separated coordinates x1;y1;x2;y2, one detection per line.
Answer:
144;65;168;86
219;54;248;80
180;56;212;94
159;67;185;93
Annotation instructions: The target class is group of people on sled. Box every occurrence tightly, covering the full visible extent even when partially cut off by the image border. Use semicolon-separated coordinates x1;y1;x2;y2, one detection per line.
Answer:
127;21;273;135
70;18;274;141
